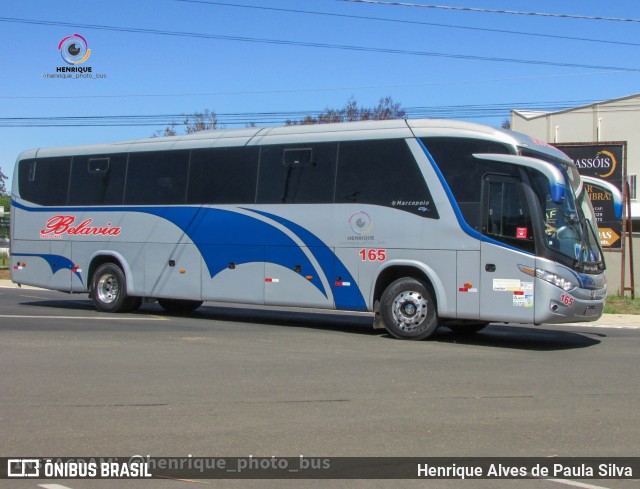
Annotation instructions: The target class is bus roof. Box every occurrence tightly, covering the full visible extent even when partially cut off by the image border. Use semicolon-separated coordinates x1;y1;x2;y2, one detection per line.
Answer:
16;118;571;162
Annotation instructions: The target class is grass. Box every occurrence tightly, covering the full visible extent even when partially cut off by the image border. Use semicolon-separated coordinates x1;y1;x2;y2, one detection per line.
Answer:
0;252;9;279
604;295;640;315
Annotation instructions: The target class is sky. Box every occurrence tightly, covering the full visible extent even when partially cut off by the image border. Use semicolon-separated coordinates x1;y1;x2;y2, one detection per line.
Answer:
1;0;639;190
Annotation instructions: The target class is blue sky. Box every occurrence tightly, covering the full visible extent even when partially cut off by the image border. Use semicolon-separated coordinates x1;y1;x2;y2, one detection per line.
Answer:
1;0;639;190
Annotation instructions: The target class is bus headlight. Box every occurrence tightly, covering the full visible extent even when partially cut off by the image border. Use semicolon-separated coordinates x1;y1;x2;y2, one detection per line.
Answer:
519;265;577;292
535;269;577;291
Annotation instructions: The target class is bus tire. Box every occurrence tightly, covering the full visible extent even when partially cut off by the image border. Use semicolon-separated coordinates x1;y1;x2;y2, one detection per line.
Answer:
157;299;203;313
91;263;139;313
380;278;439;340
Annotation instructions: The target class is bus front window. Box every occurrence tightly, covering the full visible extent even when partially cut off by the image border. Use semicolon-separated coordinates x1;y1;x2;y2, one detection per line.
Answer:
576;188;604;271
531;171;603;272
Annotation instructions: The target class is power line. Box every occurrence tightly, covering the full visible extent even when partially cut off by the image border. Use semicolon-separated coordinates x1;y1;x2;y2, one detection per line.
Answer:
3;99;640;127
338;0;640;23
175;0;640;48
1;17;637;72
0;71;631;101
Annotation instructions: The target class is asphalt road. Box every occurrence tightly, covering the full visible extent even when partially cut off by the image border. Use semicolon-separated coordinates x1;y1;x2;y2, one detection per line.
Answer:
0;286;639;489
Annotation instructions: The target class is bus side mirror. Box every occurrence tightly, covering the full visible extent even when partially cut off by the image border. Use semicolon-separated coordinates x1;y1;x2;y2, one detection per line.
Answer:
580;176;623;219
545;182;565;205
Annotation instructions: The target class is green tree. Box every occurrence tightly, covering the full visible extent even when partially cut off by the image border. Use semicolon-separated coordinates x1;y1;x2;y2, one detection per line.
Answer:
0;194;9;218
154;109;218;137
183;109;218;134
0;167;9;241
153;97;406;135
285;96;406;126
154;122;178;137
0;167;7;196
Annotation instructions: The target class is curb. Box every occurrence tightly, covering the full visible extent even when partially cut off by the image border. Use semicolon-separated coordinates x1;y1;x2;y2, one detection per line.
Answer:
0;279;44;290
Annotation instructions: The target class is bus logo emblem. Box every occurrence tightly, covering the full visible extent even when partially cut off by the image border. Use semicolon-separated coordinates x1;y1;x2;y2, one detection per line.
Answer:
349;211;373;235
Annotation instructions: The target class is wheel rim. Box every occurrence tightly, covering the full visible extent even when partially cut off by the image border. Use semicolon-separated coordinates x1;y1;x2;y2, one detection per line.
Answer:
391;290;429;333
96;273;120;304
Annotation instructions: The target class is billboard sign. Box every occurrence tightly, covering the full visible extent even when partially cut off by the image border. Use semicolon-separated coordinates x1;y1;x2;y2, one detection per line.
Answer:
553;143;626;249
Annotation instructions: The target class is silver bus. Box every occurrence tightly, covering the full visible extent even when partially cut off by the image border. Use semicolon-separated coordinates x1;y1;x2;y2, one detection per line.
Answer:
10;119;620;339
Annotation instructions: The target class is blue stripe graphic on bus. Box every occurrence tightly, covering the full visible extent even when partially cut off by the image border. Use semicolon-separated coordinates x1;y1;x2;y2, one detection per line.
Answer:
12;253;84;284
248;209;367;311
144;207;328;298
12;200;341;300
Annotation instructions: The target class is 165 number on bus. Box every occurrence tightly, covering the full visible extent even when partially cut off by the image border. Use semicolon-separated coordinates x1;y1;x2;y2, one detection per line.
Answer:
359;249;386;262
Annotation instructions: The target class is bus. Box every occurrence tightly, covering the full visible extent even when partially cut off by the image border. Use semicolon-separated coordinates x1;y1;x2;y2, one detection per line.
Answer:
10;119;621;340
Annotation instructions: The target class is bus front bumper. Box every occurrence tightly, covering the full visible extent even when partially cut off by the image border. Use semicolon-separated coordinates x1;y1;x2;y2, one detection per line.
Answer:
534;280;606;324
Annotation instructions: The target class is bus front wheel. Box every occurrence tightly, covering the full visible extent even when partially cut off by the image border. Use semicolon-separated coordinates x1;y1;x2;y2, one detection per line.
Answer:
380;278;439;340
91;263;140;313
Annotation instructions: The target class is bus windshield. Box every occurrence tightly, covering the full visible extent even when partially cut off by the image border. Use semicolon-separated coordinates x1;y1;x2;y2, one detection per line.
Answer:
575;181;605;273
524;152;604;273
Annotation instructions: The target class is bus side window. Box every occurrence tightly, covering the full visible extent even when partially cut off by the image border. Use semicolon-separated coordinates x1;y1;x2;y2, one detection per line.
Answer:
421;137;512;228
482;175;535;253
188;147;259;205
125;151;189;205
18;157;71;206
257;143;337;204
69;155;127;205
336;139;438;218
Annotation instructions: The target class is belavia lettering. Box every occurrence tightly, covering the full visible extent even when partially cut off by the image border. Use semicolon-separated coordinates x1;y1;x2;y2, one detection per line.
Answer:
40;215;122;238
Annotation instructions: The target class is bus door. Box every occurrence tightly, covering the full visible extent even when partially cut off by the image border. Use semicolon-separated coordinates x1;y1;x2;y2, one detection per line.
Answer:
479;174;536;323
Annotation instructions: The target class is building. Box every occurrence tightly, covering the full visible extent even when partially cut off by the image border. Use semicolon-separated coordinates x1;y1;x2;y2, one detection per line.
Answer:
511;93;640;295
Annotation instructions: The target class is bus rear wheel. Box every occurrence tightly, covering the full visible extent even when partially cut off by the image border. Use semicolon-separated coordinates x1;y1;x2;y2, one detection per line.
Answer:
157;299;203;313
91;263;140;313
380;278;439;340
